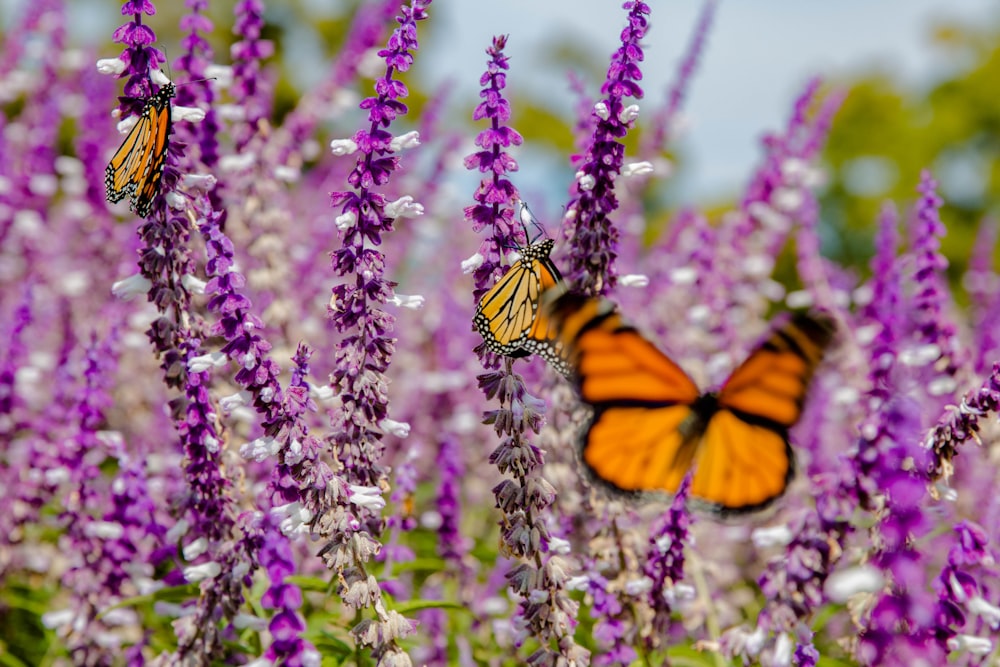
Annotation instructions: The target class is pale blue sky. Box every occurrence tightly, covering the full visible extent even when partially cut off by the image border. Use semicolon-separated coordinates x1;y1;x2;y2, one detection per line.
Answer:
416;0;998;203
2;0;996;203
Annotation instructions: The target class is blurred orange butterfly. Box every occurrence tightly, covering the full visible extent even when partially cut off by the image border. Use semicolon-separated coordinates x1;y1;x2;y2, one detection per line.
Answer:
545;292;834;514
105;82;175;218
474;204;568;371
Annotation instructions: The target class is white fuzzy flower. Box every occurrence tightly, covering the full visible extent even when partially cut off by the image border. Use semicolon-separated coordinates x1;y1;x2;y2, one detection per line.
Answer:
330;138;359;156
111;274;152;301
172;105;205;123
947;634;992;656
84;521;123;539
181;173;217;192
619;273;649;287
379;418;411;438
335;210;357;231
219;391;250;413
619;104;640;124
349;485;386;511
308;382;335;401
824;565;884;603
548;536;571;555
204;64;233;87
593;101;610;120
773;633;793;667
182;537;209;560
273;165;300;182
239;435;280;462
751;524;793;548
384;195;424;219
390;130;421;151
219;153;256;173
389;293;425;309
624;577;653;596
181;274;207;295
785;290;813;308
95;58;126;75
149;69;170;86
461;252;484;274
183;562;222;582
188;352;227;373
621;161;654;177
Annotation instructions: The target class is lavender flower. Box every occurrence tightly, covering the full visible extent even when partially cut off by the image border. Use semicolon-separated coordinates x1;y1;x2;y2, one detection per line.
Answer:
231;0;274;152
563;1;650;295
931;521;997;656
436;436;466;563
0;287;32;437
111;0;166;103
907;170;965;400
859;397;940;664
925;364;1000;484
644;474;692;645
175;0;220;171
257;515;321;666
468;36;588;667
464;34;526;317
325;2;430;662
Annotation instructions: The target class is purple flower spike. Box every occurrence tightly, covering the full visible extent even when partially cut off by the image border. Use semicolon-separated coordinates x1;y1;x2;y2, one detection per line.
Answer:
563;1;650;295
258;515;320;666
464;34;525;319
325;2;430;662
930;520;998;656
860;394;941;665
926;363;1000;484
908;170;965;401
112;0;166;104
854;202;903;508
175;0;220;171
436;436;466;563
465;36;589;667
0;287;32;438
231;0;274;151
644;474;692;646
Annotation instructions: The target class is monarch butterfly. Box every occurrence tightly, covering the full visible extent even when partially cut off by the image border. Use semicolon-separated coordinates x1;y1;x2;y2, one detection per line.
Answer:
473;205;568;372
544;292;834;515
105;82;175;219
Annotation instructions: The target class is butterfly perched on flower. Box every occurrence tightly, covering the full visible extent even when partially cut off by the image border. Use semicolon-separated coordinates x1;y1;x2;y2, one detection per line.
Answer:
105;82;175;219
473;203;568;372
544;292;835;514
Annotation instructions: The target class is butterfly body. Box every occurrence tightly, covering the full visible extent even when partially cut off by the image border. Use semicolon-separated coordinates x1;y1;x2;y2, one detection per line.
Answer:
474;238;568;371
105;83;175;218
546;292;833;515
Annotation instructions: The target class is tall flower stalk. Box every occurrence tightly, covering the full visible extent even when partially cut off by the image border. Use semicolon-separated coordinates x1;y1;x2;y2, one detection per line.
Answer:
324;1;430;662
563;0;650;295
466;36;590;667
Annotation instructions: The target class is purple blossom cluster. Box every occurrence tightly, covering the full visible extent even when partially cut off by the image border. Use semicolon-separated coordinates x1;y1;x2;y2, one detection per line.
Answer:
1;1;999;666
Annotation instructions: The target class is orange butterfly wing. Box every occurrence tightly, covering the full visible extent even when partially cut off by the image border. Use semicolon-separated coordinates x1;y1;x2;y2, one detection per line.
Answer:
474;239;566;364
105;83;174;218
546;293;834;514
690;313;835;513
545;293;702;494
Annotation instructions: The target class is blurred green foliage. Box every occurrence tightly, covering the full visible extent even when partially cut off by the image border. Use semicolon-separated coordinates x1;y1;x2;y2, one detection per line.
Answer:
820;17;1000;282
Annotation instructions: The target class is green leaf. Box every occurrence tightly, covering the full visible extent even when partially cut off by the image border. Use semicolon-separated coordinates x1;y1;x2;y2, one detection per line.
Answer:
391;599;471;615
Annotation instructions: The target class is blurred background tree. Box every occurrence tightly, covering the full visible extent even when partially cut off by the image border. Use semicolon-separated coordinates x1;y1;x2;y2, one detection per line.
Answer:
819;17;1000;283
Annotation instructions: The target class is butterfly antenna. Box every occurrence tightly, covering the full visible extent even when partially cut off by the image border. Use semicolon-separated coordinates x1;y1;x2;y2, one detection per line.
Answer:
518;199;548;244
